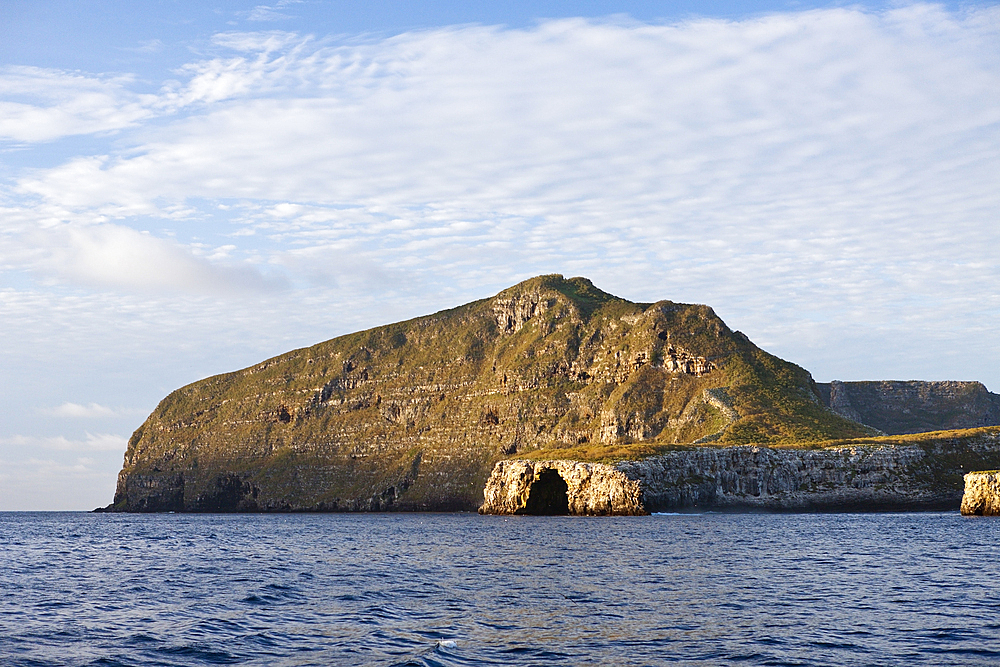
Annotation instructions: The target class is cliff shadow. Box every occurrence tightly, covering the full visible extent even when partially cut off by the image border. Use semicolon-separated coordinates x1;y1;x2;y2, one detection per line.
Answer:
523;468;570;515
191;473;260;512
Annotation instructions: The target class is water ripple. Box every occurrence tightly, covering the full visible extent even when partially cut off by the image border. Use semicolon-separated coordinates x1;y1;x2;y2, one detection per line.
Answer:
2;512;1000;666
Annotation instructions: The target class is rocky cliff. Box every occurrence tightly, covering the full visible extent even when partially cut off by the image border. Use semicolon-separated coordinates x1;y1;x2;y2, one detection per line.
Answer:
481;428;1000;514
106;275;875;512
481;459;646;516
816;380;1000;434
960;470;1000;516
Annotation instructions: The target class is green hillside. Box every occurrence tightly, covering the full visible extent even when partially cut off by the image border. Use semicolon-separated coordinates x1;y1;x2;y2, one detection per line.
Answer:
109;275;875;512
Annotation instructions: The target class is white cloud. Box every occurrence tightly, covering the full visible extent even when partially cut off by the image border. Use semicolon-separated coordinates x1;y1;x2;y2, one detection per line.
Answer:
11;221;287;294
53;223;282;294
133;39;164;54
39;403;149;419
44;402;116;418
4;6;998;348
0;35;305;143
17;9;1000;216
247;1;303;23
0;67;158;142
2;433;128;452
210;30;305;53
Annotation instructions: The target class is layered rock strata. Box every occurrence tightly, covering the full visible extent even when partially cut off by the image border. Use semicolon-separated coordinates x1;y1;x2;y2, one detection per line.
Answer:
960;471;1000;516
817;381;1000;435
480;460;645;515
481;429;1000;514
106;275;874;513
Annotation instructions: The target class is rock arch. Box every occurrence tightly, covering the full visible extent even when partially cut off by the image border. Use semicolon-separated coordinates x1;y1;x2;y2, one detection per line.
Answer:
522;468;570;515
480;460;647;515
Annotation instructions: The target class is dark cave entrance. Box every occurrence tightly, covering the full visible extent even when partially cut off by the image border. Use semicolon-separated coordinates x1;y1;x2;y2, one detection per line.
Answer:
523;469;570;515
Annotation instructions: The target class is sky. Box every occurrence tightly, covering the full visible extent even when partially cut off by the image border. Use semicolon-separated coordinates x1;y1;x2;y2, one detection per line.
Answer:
1;1;998;510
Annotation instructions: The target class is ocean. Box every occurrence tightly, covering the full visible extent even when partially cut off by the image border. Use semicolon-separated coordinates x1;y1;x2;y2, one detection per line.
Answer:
1;511;999;666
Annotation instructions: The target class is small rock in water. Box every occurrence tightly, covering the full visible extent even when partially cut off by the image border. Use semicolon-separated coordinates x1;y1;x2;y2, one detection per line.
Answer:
961;471;1000;515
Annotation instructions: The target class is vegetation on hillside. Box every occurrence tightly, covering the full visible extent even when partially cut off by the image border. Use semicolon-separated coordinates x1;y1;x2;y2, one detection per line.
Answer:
114;274;880;511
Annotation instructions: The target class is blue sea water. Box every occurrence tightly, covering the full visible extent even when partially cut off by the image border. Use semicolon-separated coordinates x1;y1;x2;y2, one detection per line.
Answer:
1;511;999;666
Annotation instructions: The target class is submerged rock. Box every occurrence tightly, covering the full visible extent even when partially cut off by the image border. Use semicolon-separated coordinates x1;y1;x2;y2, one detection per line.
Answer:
961;471;1000;516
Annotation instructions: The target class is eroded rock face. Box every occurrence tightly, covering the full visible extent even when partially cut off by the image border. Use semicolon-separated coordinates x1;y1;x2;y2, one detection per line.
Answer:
960;471;1000;516
480;459;646;515
114;471;184;512
817;381;1000;435
621;445;935;511
481;429;1000;513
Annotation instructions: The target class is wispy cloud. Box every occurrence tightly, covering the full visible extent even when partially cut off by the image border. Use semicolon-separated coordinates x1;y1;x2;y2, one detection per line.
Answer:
35;223;286;294
0;66;158;142
1;205;288;294
125;39;164;54
8;7;998;310
43;402;116;418
2;433;128;452
40;402;148;419
247;1;303;23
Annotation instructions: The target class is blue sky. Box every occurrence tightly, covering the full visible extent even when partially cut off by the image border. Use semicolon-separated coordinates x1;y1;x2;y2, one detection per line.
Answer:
4;1;990;78
1;1;999;509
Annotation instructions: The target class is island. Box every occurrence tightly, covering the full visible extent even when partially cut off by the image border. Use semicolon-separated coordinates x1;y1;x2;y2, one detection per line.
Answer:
100;275;1000;514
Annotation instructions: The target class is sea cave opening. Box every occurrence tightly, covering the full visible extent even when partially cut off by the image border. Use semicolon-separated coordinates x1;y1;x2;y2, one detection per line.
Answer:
524;468;570;515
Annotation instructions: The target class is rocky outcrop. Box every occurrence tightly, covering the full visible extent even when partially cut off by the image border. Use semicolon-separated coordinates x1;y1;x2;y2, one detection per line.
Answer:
480;459;645;515
960;471;1000;516
481;429;1000;513
817;381;1000;435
